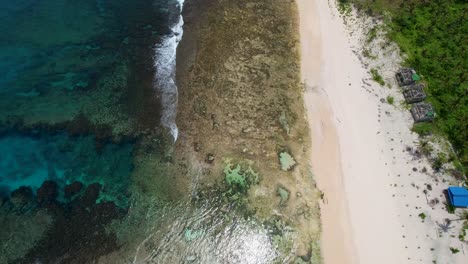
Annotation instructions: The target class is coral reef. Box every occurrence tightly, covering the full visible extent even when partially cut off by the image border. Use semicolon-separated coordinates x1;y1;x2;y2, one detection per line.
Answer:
0;177;128;263
0;207;53;264
1;181;126;264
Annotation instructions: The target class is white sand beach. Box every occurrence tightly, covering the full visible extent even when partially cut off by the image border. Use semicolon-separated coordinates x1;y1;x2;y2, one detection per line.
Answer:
298;0;468;263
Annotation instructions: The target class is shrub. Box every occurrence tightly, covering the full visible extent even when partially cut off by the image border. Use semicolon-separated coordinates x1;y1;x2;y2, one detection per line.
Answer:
370;68;385;86
412;123;433;137
418;140;433;156
418;212;426;220
445;203;455;214
386;96;394;105
366;26;378;43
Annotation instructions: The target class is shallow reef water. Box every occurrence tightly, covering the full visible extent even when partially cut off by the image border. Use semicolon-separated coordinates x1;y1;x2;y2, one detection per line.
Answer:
135;201;281;264
0;131;135;263
0;133;133;207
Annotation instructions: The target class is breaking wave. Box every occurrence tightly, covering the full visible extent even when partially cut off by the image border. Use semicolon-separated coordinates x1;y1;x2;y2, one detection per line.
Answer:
153;0;185;142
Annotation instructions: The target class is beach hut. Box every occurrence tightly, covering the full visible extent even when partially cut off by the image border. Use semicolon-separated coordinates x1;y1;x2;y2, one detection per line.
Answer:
447;187;468;207
396;68;420;87
403;83;426;104
410;102;435;122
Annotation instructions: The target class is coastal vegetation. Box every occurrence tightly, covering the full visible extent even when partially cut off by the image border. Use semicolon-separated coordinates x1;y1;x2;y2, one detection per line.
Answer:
370;68;385;86
386;95;394;105
418;212;426;220
340;0;467;174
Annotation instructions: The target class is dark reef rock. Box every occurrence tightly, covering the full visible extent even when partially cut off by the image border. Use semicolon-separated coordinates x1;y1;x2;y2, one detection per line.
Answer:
10;186;34;209
14;182;126;264
92;201;122;223
66;113;93;136
37;181;58;205
64;181;84;198
80;183;102;207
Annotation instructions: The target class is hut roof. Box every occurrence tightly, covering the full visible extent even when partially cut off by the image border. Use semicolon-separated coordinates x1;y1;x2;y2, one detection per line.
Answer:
403;84;426;103
411;102;435;122
396;68;420;86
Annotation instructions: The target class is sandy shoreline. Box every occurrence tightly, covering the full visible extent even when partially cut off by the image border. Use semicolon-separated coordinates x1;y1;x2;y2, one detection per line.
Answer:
297;1;357;263
298;0;468;263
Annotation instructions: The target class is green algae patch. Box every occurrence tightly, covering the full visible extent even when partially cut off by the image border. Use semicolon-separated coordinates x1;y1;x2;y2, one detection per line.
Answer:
184;228;205;242
225;164;246;187
279;151;297;171
223;159;259;192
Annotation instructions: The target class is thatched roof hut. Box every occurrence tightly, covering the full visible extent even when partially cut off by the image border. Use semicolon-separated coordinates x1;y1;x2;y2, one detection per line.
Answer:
396;68;420;87
411;102;435;122
403;83;426;104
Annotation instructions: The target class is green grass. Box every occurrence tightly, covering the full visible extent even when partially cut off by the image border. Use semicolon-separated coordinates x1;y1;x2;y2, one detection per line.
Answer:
370;68;385;86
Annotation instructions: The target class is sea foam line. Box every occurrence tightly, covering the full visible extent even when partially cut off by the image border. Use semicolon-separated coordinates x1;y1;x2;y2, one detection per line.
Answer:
153;0;185;142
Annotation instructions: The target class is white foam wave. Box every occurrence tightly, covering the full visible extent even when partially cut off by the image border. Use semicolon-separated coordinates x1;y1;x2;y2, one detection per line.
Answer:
153;0;185;142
